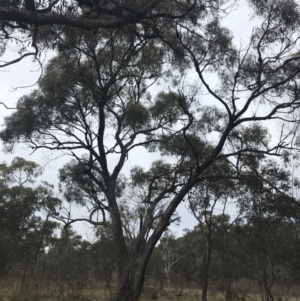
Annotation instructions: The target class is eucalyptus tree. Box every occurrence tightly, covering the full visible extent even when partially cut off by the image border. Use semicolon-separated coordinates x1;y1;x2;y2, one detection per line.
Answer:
44;228;91;284
188;170;236;301
0;0;208;68
2;1;300;300
91;227;118;285
175;227;203;287
158;231;183;289
0;157;60;278
236;158;300;301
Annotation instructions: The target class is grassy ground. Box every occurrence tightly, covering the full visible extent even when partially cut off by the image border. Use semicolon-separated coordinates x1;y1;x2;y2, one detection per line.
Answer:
1;284;300;301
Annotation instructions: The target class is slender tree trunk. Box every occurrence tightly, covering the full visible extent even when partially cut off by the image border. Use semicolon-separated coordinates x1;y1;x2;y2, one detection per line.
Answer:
259;281;265;301
202;274;208;301
202;243;212;301
262;268;270;301
166;270;170;289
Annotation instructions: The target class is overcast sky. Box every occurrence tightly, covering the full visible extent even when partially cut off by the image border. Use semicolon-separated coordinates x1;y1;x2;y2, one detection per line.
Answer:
0;1;270;239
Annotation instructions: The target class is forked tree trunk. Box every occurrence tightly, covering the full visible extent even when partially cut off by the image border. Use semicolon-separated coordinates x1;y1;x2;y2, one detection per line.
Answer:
109;214;151;300
112;257;148;301
106;181;187;300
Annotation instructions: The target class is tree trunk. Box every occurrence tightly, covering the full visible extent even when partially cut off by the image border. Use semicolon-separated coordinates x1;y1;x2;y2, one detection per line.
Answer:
110;222;150;300
259;281;265;301
166;271;170;289
202;275;208;301
107;189;135;301
106;183;176;300
112;260;146;301
202;243;212;301
262;268;270;301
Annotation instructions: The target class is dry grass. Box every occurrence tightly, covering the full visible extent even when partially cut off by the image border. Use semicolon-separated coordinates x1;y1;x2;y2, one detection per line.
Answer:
0;282;300;301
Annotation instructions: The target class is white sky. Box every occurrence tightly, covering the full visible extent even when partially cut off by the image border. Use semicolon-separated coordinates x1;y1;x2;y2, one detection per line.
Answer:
0;1;286;239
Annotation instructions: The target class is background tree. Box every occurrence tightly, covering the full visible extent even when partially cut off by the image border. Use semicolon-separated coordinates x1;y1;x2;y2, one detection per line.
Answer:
0;157;60;280
188;168;236;301
158;231;183;290
45;228;90;284
91;226;118;286
174;227;203;288
236;158;300;301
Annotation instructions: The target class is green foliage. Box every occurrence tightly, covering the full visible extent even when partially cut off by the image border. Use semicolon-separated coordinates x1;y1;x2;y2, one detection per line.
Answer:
123;102;150;131
131;160;174;188
249;0;300;29
150;92;182;125
59;158;125;206
0;157;60;277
